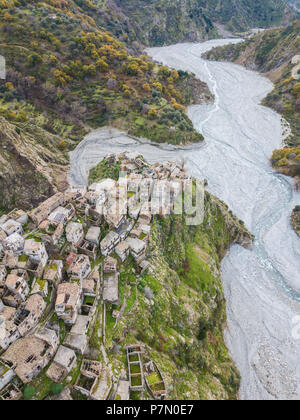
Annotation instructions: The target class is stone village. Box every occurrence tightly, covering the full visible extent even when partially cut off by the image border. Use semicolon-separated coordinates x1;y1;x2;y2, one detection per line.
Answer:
0;151;192;400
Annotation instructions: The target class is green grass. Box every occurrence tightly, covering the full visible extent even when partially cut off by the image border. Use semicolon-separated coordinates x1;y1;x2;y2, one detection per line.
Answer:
88;158;121;184
26;371;54;400
147;371;161;385
130;363;141;374
125;286;137;313
18;254;29;263
129;354;139;362
131;376;142;387
179;243;217;292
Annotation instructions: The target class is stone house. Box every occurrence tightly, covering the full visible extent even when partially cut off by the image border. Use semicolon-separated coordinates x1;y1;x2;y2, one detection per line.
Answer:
66;253;91;280
5;271;29;303
2;233;24;255
46;345;76;383
43;260;63;287
0;305;20;350
103;256;118;274
115;219;134;241
29;192;65;225
15;294;46;336
77;240;97;260
82;278;97;297
66;222;84;246
39;220;64;245
31;278;48;299
70;315;90;337
126;237;146;264
115;241;130;262
1;219;23;237
24;239;48;266
85;226;101;246
100;231;120;256
64;332;87;355
0;328;58;383
104;201;127;229
103;271;119;306
75;360;112;400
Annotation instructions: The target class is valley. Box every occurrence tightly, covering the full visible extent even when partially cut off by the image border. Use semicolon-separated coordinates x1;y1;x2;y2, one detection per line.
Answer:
0;0;299;403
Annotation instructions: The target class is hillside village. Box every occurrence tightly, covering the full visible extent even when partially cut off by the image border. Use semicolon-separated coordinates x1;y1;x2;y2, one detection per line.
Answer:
0;151;191;400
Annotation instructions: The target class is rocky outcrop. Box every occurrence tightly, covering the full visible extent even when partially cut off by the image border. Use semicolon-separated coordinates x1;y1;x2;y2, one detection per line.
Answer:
0;117;68;213
91;0;293;47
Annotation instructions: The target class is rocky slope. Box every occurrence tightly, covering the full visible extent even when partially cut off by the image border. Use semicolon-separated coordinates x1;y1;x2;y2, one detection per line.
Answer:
291;206;300;236
0;117;68;214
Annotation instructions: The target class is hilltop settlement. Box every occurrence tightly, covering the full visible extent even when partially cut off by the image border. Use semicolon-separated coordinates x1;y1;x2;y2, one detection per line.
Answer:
0;151;193;400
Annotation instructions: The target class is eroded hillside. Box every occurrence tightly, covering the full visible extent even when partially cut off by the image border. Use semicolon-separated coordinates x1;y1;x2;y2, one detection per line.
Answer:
0;117;68;213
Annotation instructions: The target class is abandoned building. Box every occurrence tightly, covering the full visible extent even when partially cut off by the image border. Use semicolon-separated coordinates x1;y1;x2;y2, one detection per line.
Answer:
85;226;101;246
115;241;130;262
29;192;65;225
103;270;119;306
1;219;23;237
46;345;76;383
103;257;118;274
100;231;120;257
15;294;46;337
126;237;146;264
75;359;112;400
24;239;48;266
43;260;63;286
66;222;84;246
0;329;58;383
55;282;82;325
2;233;25;255
5;271;29;303
67;253;91;280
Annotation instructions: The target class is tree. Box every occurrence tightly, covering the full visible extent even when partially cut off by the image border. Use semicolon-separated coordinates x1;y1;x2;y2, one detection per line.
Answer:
142;83;151;92
96;58;108;72
158;65;171;79
27;53;43;67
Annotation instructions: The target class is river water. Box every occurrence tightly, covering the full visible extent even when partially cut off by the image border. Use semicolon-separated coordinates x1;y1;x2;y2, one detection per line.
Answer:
69;39;300;400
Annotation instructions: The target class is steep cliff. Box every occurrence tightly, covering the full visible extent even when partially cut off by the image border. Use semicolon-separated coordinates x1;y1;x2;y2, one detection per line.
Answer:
0;117;68;213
